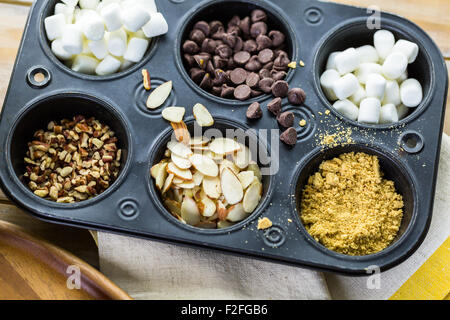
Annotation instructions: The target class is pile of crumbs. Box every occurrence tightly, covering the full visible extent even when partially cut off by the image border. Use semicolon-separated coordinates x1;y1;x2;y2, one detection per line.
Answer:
317;127;353;148
300;152;404;256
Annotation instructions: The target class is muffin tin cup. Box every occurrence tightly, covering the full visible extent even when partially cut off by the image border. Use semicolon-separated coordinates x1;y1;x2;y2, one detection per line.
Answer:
0;0;447;274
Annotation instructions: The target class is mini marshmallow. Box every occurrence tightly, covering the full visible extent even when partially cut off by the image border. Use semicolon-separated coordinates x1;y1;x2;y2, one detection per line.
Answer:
326;51;340;70
44;14;67;41
79;0;99;10
379;103;399;124
51;38;73;60
81;10;105;41
356;45;379;64
108;29;128;57
333;73;359;100
54;3;75;23
374;29;395;60
88;38;108;60
396;104;409;119
335;48;360;75
320;69;340;101
382;52;408;80
120;59;135;71
61;24;83;55
365;73;386;100
333;99;359;121
122;6;150;33
128;30;146;39
382;80;401;106
71;54;99;74
397;70;408;84
354;62;382;84
61;0;79;7
124;37;149;62
392;39;419;64
400;78;423;107
358;97;381;124
142;12;169;38
95;54;122;75
136;0;157;14
101;3;123;32
82;39;92;55
349;84;367;105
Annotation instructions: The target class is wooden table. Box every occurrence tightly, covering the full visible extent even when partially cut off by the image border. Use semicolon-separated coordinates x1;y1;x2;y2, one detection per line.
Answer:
0;0;449;279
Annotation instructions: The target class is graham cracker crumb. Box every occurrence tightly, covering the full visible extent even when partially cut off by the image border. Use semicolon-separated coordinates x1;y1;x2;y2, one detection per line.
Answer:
299;60;305;67
257;217;273;230
299;119;307;127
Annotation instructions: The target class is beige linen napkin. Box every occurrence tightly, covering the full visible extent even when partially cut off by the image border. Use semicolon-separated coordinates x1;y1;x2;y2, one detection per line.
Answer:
98;134;449;300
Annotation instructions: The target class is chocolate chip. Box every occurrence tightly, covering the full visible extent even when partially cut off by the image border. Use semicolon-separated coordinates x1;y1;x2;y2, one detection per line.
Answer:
199;73;213;90
251;89;263;97
243;40;258;53
213;55;228;69
259;68;271;79
268;30;285;47
233;51;251;65
277;111;294;128
213;69;229;86
189;68;205;84
246;102;263;119
209;21;223;34
222;33;237;48
221;84;235;98
288;88;306;105
194;54;210;69
194;21;210;37
201;38;217;54
227;25;241;36
230;68;247;85
246;72;260;88
259;78;274;93
212;27;226;40
280;127;297;146
272;80;289;98
184;54;195;68
256;35;272;51
216;44;232;59
182;40;199;54
267;97;282;116
251;9;267;23
233;36;243;52
189;29;206;45
262;61;274;70
274;52;290;71
239;17;250;36
206;60;215;74
258;48;274;64
227;57;236;69
228;15;241;28
271;70;287;81
234;84;252;100
245;56;262;72
211;86;222;96
250;22;268;38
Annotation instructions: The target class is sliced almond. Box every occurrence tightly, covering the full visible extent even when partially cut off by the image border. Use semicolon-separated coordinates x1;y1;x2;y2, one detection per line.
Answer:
162;106;185;123
219;159;240;175
209;138;241;155
198;197;216;217
189;136;210;146
153;162;167;190
217;200;228;221
183;188;194;198
172;177;184;184
167;141;193;158
217;220;235;229
180;196;201;226
237;171;255;190
171;153;192;169
233;144;252;169
162;173;174;194
221;167;244;205
167;162;192;180
192;186;204;202
147;80;172;109
204;150;224;162
150;162;163;179
189;154;219;177
164;198;181;217
243;181;262;213
172;188;183;202
247;161;262;181
171;121;191;144
174;179;195;189
193;103;214;127
203;176;221;199
226;203;249;222
192;171;204;186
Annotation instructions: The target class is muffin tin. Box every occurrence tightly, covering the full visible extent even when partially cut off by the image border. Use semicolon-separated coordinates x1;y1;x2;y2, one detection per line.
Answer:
0;0;447;274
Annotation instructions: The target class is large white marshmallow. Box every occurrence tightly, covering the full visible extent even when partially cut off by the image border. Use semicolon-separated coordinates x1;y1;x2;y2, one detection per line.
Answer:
96;55;122;75
81;11;105;41
356;45;379;64
79;0;99;10
400;78;423;107
392;39;419;64
396;104;409;119
349;84;367;106
365;73;386;100
44;14;67;41
71;54;99;74
124;37;149;62
51;38;74;60
61;24;83;55
333;99;359;121
335;48;360;75
101;3;123;32
382;80;401;106
320;69;340;101
379;103;399;124
354;62;382;84
382;52;408;80
142;12;169;38
54;3;75;23
374;29;395;60
333;73;359;100
61;0;79;7
358;97;381;124
122;6;150;33
89;38;108;60
108;28;128;57
325;51;340;70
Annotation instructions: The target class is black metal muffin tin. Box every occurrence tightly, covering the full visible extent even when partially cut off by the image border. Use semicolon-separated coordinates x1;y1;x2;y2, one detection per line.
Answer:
0;0;447;274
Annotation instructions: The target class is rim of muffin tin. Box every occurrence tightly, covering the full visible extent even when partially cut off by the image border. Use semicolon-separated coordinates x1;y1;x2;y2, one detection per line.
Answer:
147;116;274;234
5;92;133;209
38;0;160;81
289;142;419;261
174;0;299;106
313;17;435;130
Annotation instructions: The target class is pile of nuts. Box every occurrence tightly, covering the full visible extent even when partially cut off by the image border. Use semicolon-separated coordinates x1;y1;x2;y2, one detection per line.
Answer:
182;9;291;100
23;115;122;203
